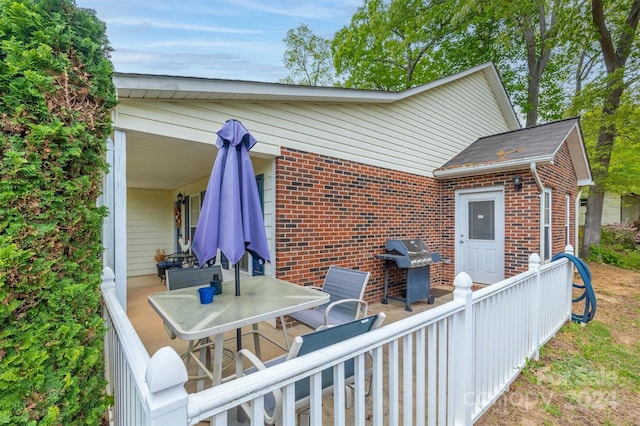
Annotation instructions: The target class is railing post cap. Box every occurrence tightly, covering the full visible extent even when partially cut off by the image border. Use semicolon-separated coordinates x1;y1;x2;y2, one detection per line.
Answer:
565;245;574;254
453;272;473;291
101;267;116;289
101;266;115;281
529;253;541;266
146;347;188;393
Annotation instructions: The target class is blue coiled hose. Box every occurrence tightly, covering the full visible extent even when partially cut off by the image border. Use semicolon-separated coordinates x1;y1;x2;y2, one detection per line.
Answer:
551;252;597;323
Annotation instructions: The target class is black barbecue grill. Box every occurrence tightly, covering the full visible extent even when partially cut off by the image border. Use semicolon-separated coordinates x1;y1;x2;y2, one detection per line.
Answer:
375;238;441;311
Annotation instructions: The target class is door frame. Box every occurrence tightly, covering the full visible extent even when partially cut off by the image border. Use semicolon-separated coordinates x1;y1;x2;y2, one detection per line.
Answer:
455;186;505;283
251;174;265;276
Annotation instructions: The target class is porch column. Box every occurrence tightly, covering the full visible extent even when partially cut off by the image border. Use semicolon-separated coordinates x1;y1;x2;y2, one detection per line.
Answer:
113;129;127;308
102;137;115;276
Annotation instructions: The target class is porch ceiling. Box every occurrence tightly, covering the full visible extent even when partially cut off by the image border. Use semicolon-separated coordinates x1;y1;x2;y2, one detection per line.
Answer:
126;130;216;190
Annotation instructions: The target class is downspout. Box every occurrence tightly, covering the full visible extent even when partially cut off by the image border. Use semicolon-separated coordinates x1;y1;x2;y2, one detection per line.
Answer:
575;188;583;257
530;162;544;193
530;162;544;261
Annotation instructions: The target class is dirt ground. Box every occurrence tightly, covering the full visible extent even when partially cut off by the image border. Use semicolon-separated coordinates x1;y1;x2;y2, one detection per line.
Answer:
476;263;640;425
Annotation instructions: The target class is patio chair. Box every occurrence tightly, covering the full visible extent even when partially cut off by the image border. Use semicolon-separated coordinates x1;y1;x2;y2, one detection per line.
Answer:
156;246;197;282
165;263;223;290
235;312;386;426
163;264;233;382
156;253;184;282
286;266;371;331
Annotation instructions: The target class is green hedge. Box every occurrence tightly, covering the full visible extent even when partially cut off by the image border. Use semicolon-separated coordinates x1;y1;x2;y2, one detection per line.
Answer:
0;0;116;424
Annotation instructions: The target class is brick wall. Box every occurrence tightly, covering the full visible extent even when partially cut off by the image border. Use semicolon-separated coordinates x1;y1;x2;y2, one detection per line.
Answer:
438;141;577;283
537;142;578;257
274;142;577;302
438;171;541;283
274;147;443;303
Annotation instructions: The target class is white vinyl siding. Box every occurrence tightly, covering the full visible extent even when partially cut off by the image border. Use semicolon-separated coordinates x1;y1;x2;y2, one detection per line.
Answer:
114;71;512;179
578;191;635;226
127;188;175;276
621;194;640;223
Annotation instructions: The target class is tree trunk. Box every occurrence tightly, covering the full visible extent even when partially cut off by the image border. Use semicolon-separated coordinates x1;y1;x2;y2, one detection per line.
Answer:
582;0;640;256
521;3;554;127
582;183;605;256
525;71;541;127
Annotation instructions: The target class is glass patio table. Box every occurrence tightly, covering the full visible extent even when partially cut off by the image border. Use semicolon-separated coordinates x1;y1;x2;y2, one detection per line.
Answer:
148;275;329;388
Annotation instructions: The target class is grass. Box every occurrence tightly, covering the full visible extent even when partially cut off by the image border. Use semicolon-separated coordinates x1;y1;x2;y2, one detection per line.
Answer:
521;319;640;420
479;261;640;425
589;245;640;270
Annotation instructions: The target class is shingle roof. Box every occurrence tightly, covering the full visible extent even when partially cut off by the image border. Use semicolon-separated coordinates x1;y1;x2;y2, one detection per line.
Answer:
435;117;582;174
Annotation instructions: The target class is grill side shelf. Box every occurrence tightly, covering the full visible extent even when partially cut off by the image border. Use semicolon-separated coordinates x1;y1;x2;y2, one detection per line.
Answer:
374;253;403;261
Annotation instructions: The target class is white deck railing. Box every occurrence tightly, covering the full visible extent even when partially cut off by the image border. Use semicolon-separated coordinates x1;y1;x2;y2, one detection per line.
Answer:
102;249;574;425
102;268;189;425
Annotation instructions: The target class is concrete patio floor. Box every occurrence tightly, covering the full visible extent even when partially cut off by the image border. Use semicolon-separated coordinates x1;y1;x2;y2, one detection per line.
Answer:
126;271;455;423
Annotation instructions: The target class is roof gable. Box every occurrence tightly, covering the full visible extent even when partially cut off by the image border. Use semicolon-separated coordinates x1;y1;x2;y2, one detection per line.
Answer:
114;62;519;131
434;117;592;185
114;63;521;189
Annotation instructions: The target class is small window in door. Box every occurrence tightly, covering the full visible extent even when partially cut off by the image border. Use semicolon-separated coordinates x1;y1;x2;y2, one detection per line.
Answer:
468;200;495;240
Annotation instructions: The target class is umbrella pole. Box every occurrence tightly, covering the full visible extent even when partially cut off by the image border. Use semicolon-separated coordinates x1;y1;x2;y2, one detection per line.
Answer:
234;260;247;423
235;261;241;351
235;261;241;296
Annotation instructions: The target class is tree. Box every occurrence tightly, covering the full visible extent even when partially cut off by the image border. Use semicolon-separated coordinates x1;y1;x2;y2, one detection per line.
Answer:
331;0;573;123
579;104;640;194
581;0;640;256
506;1;565;126
332;0;459;90
453;0;579;126
0;0;116;423
281;23;334;86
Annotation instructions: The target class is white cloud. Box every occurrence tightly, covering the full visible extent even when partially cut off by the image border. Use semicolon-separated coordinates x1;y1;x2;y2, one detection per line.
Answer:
144;39;276;53
111;48;286;81
78;0;361;82
222;0;350;20
106;17;262;35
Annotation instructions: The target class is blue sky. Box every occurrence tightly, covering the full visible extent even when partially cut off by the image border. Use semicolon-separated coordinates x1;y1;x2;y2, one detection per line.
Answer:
76;0;361;82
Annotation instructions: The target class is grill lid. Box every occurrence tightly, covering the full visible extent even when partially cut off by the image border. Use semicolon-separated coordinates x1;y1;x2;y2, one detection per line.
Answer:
386;239;428;256
378;238;441;268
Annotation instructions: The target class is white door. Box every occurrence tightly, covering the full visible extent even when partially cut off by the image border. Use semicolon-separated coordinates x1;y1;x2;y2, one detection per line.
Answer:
456;188;504;284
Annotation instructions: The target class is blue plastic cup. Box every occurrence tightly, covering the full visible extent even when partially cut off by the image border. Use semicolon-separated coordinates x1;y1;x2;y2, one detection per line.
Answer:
198;287;214;304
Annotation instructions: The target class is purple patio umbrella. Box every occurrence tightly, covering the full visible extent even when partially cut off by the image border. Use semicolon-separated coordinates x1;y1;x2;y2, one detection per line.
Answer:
192;119;271;349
